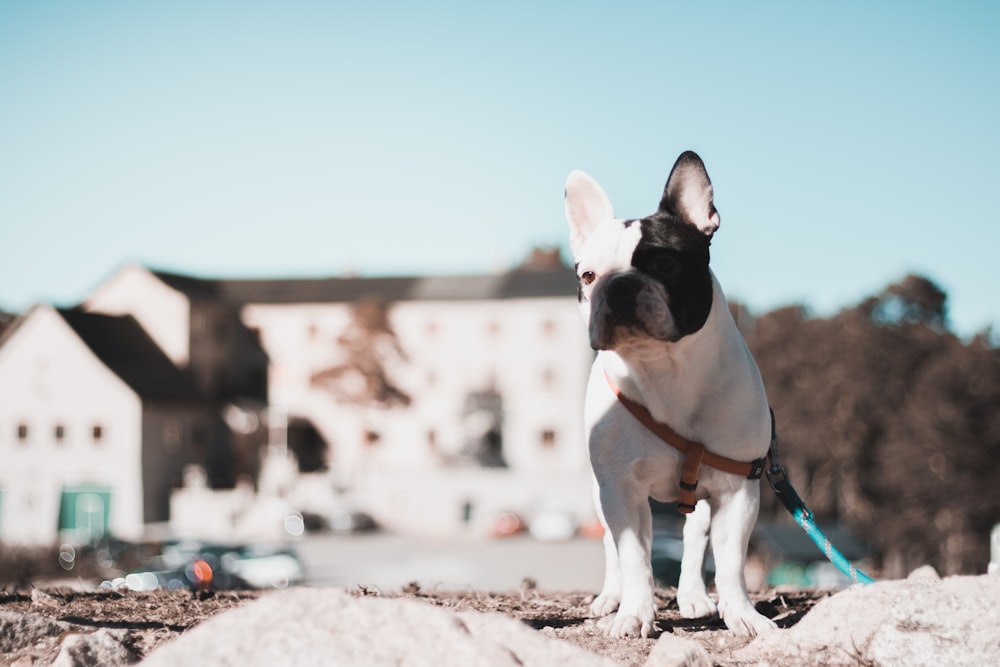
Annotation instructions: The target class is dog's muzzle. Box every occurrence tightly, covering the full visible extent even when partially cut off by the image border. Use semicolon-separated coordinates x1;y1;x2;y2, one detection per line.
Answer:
589;272;675;350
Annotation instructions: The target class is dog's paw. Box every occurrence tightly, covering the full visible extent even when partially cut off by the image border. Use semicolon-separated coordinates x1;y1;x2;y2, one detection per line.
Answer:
718;600;777;637
598;610;654;639
676;590;717;619
590;592;621;617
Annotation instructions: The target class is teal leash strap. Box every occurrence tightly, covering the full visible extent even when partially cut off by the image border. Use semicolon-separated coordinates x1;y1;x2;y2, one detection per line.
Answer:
764;411;875;585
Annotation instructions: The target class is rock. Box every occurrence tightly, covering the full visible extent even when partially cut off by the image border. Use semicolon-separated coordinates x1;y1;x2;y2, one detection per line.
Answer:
53;629;138;667
737;575;1000;666
1;610;136;667
0;610;78;652
140;588;618;667
907;565;940;580
642;633;712;667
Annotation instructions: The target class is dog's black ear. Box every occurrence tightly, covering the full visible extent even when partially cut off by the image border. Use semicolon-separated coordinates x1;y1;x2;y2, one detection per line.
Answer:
659;151;720;237
565;170;614;258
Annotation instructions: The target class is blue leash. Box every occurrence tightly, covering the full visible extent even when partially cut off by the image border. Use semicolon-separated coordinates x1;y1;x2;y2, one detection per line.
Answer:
764;411;875;585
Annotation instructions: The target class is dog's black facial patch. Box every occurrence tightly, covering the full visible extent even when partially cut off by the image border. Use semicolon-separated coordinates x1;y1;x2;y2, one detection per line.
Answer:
632;212;713;339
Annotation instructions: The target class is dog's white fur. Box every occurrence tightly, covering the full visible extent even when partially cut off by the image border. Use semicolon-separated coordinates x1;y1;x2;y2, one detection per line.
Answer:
566;164;776;638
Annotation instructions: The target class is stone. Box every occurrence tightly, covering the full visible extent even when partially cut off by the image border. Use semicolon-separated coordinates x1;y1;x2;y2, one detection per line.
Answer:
53;629;138;667
907;564;940;580
642;633;712;667
140;588;618;667
0;610;78;652
737;575;1000;666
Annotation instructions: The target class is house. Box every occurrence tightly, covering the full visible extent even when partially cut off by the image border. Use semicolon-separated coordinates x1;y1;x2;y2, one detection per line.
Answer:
1;252;598;543
0;306;229;544
84;262;271;487
231;261;596;534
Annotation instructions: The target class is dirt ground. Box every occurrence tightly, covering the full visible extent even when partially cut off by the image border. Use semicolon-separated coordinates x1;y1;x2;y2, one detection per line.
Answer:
0;583;829;666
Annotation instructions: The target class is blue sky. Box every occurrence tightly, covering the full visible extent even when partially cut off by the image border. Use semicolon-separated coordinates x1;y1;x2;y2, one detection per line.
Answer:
1;2;998;336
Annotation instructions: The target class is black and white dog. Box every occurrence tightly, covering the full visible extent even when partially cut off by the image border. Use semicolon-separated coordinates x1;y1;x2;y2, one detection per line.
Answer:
565;151;776;638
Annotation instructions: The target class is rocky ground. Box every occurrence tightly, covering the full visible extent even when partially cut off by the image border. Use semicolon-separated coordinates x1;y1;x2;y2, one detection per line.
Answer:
0;584;821;666
3;572;999;665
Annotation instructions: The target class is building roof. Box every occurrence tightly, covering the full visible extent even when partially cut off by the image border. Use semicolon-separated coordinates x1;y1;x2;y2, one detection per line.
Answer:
149;266;577;305
0;310;13;337
0;310;19;348
58;308;204;402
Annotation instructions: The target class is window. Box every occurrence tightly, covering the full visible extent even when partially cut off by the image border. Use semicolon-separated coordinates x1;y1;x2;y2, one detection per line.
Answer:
92;425;104;444
17;423;29;443
54;424;66;443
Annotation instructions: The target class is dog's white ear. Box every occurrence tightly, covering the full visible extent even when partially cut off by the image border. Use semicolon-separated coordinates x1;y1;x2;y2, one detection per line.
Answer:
565;170;614;258
660;151;720;237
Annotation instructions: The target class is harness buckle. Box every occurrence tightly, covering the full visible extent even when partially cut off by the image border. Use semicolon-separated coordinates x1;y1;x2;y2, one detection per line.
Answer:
765;462;788;495
748;457;766;480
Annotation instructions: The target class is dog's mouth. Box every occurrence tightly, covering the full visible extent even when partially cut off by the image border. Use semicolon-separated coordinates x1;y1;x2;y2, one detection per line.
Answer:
589;301;679;351
589;315;666;351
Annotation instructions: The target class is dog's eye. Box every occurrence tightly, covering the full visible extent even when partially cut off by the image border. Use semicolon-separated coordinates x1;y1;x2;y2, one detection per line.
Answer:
580;271;596;285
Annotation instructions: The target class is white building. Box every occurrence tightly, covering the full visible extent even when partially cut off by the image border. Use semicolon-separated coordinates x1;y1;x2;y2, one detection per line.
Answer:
0;254;597;543
233;266;595;534
0;305;222;544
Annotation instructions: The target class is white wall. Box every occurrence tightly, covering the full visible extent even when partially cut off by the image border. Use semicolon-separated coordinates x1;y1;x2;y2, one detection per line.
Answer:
85;263;191;366
0;306;145;544
243;297;593;478
241;295;598;532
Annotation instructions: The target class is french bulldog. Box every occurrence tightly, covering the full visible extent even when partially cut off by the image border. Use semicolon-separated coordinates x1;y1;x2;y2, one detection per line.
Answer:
565;151;776;638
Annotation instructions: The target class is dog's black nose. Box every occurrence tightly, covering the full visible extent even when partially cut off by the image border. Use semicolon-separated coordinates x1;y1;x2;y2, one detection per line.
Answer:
604;274;642;312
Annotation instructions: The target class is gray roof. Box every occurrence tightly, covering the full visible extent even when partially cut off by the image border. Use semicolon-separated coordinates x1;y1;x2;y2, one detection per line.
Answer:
150;267;576;305
59;308;204;403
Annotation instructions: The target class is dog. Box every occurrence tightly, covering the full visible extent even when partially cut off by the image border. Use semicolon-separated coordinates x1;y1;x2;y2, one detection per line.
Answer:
565;151;776;638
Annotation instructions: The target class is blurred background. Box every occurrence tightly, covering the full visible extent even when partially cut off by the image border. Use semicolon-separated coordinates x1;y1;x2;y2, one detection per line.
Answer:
1;2;998;593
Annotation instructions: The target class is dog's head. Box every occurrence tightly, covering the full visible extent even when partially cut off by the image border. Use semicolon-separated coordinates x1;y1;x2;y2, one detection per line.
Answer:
565;151;720;353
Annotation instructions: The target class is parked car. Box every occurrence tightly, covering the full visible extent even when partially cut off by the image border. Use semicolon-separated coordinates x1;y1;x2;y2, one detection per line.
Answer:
328;510;378;535
528;509;578;541
102;541;304;591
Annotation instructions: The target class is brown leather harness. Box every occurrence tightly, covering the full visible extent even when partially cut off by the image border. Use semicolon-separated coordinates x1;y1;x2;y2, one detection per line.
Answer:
605;372;767;513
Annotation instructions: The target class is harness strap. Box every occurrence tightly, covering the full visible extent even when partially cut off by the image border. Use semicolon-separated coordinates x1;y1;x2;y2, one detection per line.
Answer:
678;441;705;513
605;372;766;514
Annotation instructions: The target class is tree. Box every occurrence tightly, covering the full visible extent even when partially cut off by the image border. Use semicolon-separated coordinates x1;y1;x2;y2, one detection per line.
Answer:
742;275;1000;576
310;296;411;408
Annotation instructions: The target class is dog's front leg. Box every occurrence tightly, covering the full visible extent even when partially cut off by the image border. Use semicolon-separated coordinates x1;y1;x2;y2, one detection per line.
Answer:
594;481;656;638
709;481;776;637
677;500;719;618
591;479;623;617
